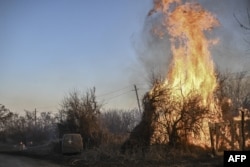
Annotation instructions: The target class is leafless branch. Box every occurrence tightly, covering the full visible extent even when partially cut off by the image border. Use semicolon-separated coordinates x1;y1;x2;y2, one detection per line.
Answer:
234;12;250;30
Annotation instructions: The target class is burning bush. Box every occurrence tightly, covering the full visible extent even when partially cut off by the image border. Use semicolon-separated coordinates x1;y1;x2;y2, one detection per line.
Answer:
147;83;211;146
122;82;216;153
123;0;223;152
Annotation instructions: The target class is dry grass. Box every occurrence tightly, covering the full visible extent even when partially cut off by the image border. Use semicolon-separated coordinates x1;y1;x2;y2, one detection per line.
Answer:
1;141;223;167
69;144;223;167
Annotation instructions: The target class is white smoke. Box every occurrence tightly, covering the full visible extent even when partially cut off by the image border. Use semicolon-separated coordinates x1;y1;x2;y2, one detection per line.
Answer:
133;0;250;84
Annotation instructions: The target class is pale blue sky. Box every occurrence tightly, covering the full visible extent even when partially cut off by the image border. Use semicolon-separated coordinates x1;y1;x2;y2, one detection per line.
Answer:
0;0;152;113
1;0;249;113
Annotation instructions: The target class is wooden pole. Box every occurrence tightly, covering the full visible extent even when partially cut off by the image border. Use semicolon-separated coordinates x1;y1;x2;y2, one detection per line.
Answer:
230;120;235;150
35;108;37;126
241;110;245;151
208;123;215;155
134;85;142;114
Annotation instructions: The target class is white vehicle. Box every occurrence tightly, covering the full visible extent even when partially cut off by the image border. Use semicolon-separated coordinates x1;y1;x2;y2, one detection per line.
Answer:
61;133;83;154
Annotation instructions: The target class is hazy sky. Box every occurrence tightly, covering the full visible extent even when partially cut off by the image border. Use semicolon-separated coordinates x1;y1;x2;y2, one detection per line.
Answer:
1;0;249;114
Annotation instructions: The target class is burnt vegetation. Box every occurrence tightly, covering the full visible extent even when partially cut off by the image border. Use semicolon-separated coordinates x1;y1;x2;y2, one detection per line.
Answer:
122;71;250;155
122;83;211;153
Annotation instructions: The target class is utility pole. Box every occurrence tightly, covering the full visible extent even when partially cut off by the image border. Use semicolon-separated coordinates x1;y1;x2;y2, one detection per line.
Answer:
241;109;245;151
34;108;37;126
60;110;63;123
134;84;142;113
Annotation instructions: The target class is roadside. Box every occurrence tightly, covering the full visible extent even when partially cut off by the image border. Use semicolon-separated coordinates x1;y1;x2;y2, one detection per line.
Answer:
0;142;223;167
0;153;62;167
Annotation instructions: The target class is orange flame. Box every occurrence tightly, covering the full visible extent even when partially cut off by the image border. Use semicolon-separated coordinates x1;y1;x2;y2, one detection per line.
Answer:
147;0;222;147
150;0;219;108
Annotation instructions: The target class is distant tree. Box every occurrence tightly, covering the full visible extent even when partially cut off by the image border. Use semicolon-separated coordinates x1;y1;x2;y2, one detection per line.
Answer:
0;104;13;141
216;71;250;120
0;105;13;131
101;109;141;135
0;104;13;128
3;113;24;143
1;104;59;145
36;111;58;142
58;88;103;147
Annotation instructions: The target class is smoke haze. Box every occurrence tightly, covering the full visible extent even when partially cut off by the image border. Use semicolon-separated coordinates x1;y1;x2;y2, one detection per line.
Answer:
133;0;250;85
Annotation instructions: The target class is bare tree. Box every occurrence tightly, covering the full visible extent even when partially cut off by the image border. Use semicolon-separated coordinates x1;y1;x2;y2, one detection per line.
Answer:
234;9;250;30
144;83;210;146
122;81;211;154
216;71;250;120
101;109;141;135
0;104;13;129
147;68;165;88
58;87;103;147
234;9;250;49
0;104;13;141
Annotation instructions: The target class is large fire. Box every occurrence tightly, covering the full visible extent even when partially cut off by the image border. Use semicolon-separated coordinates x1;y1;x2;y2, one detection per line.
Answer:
122;0;250;153
147;0;222;146
149;0;219;107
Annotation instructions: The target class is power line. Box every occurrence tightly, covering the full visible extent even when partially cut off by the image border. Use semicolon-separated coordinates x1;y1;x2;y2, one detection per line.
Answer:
97;83;149;99
97;85;132;97
35;105;59;110
102;90;133;102
20;85;147;112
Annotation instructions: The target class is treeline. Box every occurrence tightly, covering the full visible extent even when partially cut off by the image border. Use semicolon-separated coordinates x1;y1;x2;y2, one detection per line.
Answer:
0;109;58;145
0;88;141;147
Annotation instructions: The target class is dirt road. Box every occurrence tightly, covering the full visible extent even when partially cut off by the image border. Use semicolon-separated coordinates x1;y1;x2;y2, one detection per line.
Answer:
0;153;62;167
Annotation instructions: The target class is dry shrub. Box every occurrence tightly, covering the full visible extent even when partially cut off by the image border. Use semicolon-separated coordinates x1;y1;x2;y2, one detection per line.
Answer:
58;88;103;148
122;82;212;154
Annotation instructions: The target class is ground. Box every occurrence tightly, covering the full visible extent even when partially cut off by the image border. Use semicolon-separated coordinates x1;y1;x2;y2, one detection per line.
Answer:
0;154;61;167
0;142;223;167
